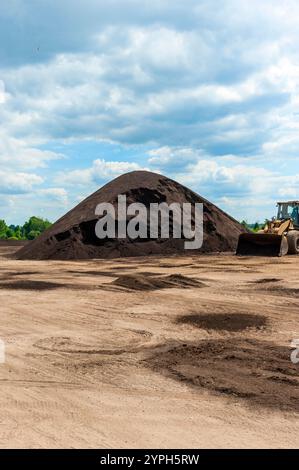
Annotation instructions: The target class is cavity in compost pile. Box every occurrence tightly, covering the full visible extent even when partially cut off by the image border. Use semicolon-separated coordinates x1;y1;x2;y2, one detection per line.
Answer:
17;170;246;260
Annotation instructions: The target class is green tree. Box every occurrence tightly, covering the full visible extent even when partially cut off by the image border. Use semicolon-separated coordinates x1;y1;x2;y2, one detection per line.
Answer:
0;217;52;240
14;229;23;240
0;219;8;239
5;228;15;239
23;217;52;239
253;222;261;232
240;220;250;230
27;230;41;240
8;225;24;239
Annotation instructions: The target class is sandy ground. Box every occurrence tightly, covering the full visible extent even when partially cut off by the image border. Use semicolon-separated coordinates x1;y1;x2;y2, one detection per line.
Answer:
0;244;299;449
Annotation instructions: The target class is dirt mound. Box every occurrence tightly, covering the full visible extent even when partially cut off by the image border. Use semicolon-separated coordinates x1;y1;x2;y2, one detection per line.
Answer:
145;339;299;412
0;280;64;290
68;270;117;277
17;170;246;260
112;273;205;291
253;278;281;284
261;286;299;297
176;313;267;332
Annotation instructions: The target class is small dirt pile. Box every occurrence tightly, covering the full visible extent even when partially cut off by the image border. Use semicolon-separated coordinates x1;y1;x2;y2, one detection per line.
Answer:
145;338;299;412
112;273;205;291
0;280;63;290
17;170;246;260
176;313;267;332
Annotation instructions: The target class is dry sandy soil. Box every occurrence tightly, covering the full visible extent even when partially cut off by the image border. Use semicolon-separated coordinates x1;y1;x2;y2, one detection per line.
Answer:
0;243;299;448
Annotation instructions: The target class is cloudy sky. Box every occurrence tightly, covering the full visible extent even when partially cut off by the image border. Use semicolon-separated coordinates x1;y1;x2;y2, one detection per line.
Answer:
1;0;299;224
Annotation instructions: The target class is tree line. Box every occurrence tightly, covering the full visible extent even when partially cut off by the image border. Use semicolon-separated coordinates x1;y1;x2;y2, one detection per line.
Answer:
240;221;265;232
0;217;52;240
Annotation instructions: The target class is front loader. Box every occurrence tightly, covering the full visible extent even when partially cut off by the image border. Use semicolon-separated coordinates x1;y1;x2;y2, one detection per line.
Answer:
236;201;299;257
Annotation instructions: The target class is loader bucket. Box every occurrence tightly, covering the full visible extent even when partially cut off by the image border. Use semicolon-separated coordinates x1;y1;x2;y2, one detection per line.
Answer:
236;233;288;257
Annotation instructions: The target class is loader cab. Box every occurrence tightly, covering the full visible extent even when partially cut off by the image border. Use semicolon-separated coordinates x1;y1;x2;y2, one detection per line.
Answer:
277;201;299;227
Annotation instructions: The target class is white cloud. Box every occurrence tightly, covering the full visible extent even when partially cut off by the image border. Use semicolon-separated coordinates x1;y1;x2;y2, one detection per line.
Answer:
0;132;64;170
103;26;199;72
57;158;148;186
167;154;299;221
0;170;43;194
0;14;294;148
148;146;199;165
278;187;299;199
0;80;8;103
177;158;271;192
39;187;68;203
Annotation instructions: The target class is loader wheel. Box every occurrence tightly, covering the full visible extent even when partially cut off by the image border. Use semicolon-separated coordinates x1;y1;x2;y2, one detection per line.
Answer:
287;231;299;254
281;236;289;256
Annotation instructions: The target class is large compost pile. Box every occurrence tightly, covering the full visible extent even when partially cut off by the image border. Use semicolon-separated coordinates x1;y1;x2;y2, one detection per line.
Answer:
17;171;245;260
